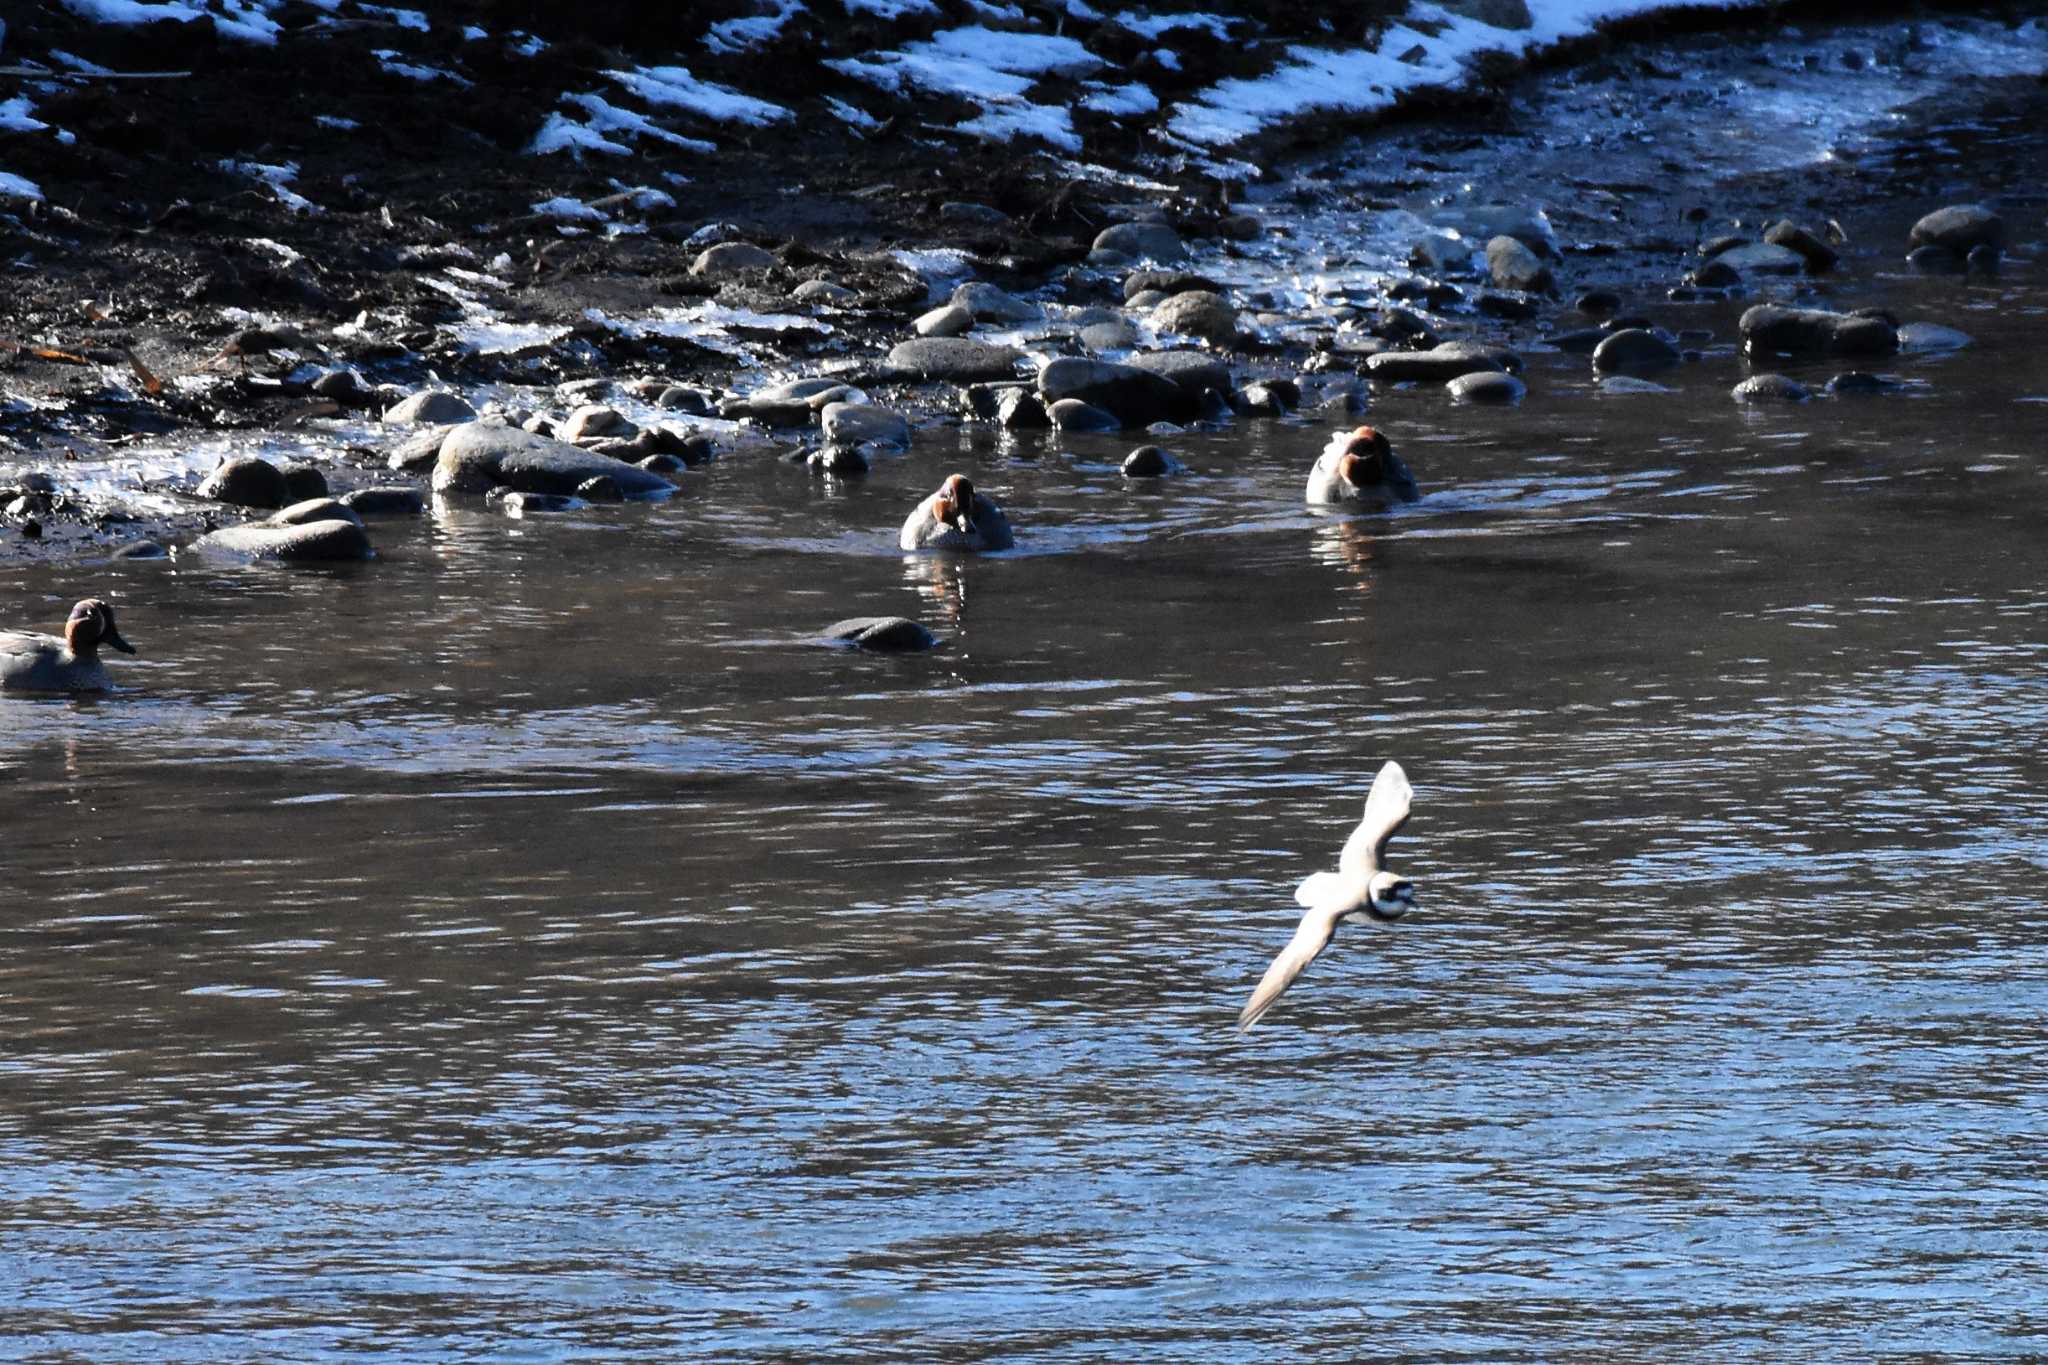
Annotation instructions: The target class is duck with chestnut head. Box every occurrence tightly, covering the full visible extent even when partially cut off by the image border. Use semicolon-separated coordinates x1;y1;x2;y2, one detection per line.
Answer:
1;598;137;693
1306;425;1421;507
899;473;1014;552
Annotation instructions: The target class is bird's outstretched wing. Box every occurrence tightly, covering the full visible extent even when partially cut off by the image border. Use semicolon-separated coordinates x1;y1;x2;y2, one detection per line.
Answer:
1238;905;1342;1031
1337;760;1411;879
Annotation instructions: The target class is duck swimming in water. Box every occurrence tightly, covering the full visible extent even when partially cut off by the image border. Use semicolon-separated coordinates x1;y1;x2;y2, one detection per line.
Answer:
900;473;1014;552
1305;426;1421;507
1239;760;1417;1031
0;598;136;692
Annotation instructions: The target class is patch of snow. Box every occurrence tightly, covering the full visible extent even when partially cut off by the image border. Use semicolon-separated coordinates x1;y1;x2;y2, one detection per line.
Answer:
359;4;429;31
607;183;676;211
842;0;938;16
373;50;471;85
314;114;359;130
510;33;545;57
1151;48;1182;72
959;104;1079;152
455;320;571;356
606;66;792;126
562;93;718;153
1081;82;1160;116
965;1;1026;19
1062;0;1104;17
922;26;1101;76
461;24;486;40
533;195;607;222
587;303;830;365
0;171;44;201
218;158;322;214
50;50;117;75
0;97;48;135
529;113;632;158
824;97;882;132
246;237;303;266
707;1;804;54
59;0;281;45
1114;10;1235;40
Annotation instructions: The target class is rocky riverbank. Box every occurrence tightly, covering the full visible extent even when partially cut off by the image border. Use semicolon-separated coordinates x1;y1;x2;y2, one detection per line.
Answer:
0;2;2042;560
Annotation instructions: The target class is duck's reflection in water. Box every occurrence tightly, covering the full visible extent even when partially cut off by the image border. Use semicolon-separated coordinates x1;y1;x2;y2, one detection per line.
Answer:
1308;518;1380;592
902;552;969;632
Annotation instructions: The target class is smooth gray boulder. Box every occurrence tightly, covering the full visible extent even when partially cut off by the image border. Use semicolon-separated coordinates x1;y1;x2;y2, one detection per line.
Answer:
342;486;427;516
1763;220;1838;272
1151;290;1239;345
197;456;289;509
1049;398;1120;431
913;303;974;338
1366;344;1507;383
1121;445;1183;477
387;423;458;473
187;500;373;562
824;617;940;651
1089;221;1185;263
1123;349;1232;404
721;378;855;424
1591;328;1682;372
1448;371;1527;404
559;404;638;444
886;337;1027;382
383;390;476;425
950;282;1039;323
820;402;910;450
792;279;856;306
432;425;674;499
690;241;776;276
1909;205;2002;255
1741;304;1897;357
1080;320;1140;351
1038;356;1198;426
1733;373;1811;403
1486;235;1554;292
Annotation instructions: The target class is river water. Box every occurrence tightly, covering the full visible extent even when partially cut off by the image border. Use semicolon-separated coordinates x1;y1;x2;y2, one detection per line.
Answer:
4;20;2047;1362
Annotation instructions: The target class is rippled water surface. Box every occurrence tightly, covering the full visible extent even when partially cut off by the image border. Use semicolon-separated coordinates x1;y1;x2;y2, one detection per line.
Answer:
6;31;2048;1365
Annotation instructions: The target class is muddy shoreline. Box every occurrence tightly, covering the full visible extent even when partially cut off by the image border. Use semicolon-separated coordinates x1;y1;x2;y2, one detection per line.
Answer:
0;3;2041;560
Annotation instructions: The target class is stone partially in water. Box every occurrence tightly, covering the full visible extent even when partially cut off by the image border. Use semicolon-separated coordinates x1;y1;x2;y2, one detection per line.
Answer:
1121;445;1182;478
1909;204;2002;255
433;424;675;499
1125;350;1233;404
343;486;427;516
1591;328;1681;373
996;389;1051;430
808;442;868;475
823;617;939;651
197;456;290;509
1448;370;1526;404
1763;220;1838;272
280;463;328;503
1049;398;1119;431
1906;244;1965;274
1732;373;1811;403
1366;344;1510;383
270;497;363;527
821;401;910;451
188;501;374;562
1039;356;1197;426
1827;371;1901;395
1740;304;1897;357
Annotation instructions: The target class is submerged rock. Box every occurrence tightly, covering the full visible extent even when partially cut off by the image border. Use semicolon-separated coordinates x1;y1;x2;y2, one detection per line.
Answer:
1591;328;1681;372
823;617;940;652
1448;371;1526;404
1732;373;1811;403
1121;444;1183;478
